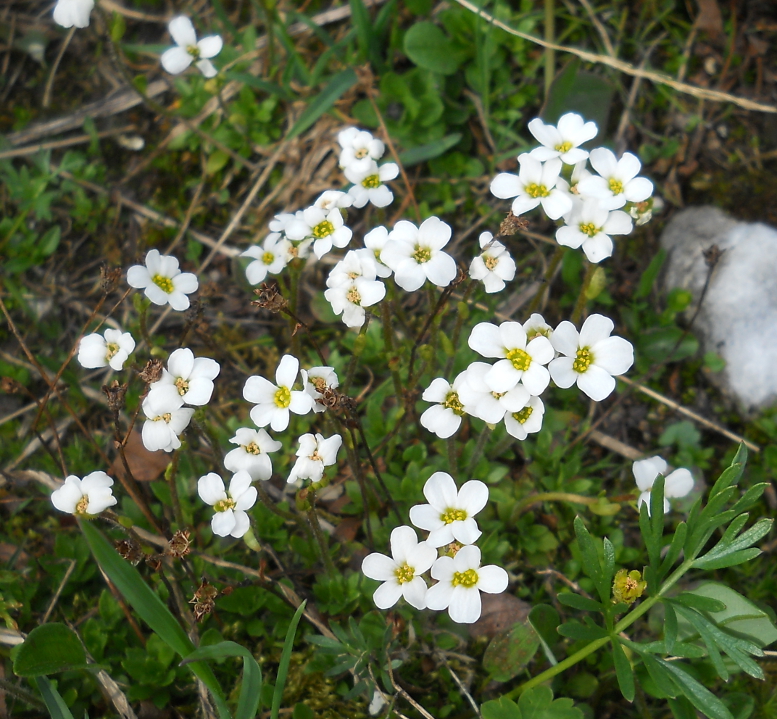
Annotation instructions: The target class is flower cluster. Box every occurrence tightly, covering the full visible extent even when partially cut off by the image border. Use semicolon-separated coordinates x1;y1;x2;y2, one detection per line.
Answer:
491;112;654;263
362;473;508;623
77;328;135;371
421;313;633;440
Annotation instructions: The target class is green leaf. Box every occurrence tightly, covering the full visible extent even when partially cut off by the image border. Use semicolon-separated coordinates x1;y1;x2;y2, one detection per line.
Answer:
664;603;678;655
542;60;614;135
271;602;306;719
639;652;678;699
730;483;768;514
557;593;603;613
611;639;635;702
287;70;358;139
659;522;688;580
693;517;772;570
483;620;541;682
573;517;608;603
673;593;727;613
657;657;734;719
403;22;464;75
685;583;777;648
397;133;462;167
349;0;381;68
181;642;262;719
557;621;609;641
637;248;666;298
224;72;293;100
79;522;230;719
517;685;584;719
13;624;87;677
481;696;521;719
529;604;560;666
708;445;747;500
35;678;74;719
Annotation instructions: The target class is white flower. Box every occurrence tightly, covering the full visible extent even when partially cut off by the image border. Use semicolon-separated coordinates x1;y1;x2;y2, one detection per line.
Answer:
53;0;94;28
269;213;297;234
51;471;117;516
577;149;654;210
490;156;573;220
339;127;385;173
303;366;339;413
324;251;386;328
141;392;195;453
286;205;352;260
549;314;634;401
287;433;342;484
527;113;598;165
457;362;530;424
243;355;314;432
126;249;198;311
420;372;468;439
633;456;694;514
224;427;282;480
242;234;291;285
198;471;257;538
556;160;593;197
504;396;545;440
380;217;457;292
469;232;516;293
556;198;633;263
468;321;554;396
409;472;489;548
161;16;223;79
149;347;220;406
425;545;508;624
77;329;135;371
524;313;554;342
361;526;436;610
363;226;392;278
345;161;398;208
313;190;353;212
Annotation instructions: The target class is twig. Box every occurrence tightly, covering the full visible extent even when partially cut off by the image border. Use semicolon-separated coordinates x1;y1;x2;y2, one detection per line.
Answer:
43;27;75;109
452;0;777;114
577;0;615;57
0;125;138;160
386;658;437;719
436;653;480;717
41;559;76;623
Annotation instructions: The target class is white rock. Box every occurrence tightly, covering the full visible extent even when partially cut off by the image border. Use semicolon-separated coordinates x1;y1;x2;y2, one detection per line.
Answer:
661;207;777;411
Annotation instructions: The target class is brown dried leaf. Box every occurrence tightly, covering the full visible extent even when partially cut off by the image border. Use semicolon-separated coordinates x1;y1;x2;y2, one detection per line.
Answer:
469;593;531;640
110;430;170;483
696;0;724;40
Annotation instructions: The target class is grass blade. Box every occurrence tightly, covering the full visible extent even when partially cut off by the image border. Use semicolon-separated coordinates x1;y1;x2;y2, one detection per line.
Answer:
271;601;307;719
36;678;74;719
287;70;358;139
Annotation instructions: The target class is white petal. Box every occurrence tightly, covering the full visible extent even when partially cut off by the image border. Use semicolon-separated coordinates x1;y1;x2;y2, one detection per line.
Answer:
402;576;428;610
197;35;223;58
592;336;634;375
198;473;227;505
579;314;614;347
390;526;418;564
490;173;522;199
275;355;299;388
424;581;454;611
633;457;666;491
548;357;577;388
423;472;458;509
211;510;236;537
577;365;617;401
449;586;481;624
161;46;193;75
168;15;197;47
373;580;403;609
409;503;443;532
457;480;488;516
478;565;509;593
229;511;251;538
665;468;694;498
362;553;398;581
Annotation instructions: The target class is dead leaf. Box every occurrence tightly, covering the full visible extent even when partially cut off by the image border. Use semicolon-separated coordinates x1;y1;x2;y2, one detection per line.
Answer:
333;517;361;542
110;430;170;482
469;593;531;640
696;0;724;41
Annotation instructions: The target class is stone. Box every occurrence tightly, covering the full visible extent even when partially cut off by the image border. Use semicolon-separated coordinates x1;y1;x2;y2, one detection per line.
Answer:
660;206;777;412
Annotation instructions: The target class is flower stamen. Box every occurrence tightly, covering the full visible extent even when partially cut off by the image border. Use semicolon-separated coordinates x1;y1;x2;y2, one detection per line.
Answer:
452;568;479;588
395;563;415;584
505;347;531;371
152;275;174;294
442;391;465;416
573;348;592;373
274;386;291;408
361;174;381;189
608;178;624;195
214;498;236;513
441;508;467;524
312;220;335;239
512;406;534;424
525;183;549;199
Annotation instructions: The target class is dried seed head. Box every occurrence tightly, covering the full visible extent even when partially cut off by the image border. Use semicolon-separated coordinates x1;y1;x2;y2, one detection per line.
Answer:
115;538;143;566
0;377;23;394
499;211;529;237
166;529;192;559
252;283;288;313
100;265;123;294
138;358;164;385
102;380;128;413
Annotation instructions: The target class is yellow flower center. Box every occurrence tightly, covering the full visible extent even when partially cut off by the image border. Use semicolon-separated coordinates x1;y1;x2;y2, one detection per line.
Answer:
412;246;431;264
152;274;174;294
441;508;467;524
506;347;531;371
154;413;172;423
355;148;369;158
555;141;573;154
310;450;322;462
361;174;381;189
573;348;592;373
608;178;624;195
274;386;291;408
288;246;299;258
452;568;479;588
214;498;236;513
395;563;415;584
186;44;201;59
245;442;261;455
262;251;275;265
579;222;599;238
75;496;90;515
442;391;464;416
512;406;534;424
312;220;335;239
346;287;361;305
525;183;549;198
105;343;120;361
483;255;499;270
175;377;189;396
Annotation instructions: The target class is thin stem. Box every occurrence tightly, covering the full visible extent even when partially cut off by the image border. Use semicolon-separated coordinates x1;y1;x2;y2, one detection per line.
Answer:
571;261;596;325
527;245;566;315
465;424;491;476
343;316;371;395
444;281;476;377
137;301;153;348
307;503;337;577
544;0;555;97
166;450;185;530
255;483;312;541
512;491;599;516
381;299;404;399
447;435;459;478
343;430;375;550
